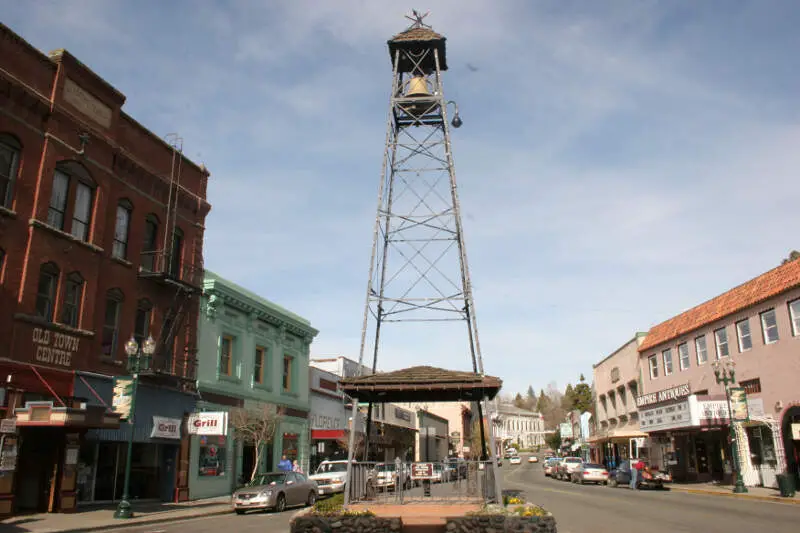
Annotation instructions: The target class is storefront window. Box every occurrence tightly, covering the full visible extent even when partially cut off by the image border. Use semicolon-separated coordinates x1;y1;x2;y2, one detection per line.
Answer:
746;426;777;466
282;433;299;461
198;435;227;477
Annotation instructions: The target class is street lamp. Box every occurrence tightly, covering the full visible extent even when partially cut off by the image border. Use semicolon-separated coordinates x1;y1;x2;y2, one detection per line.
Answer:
712;359;748;494
114;334;156;519
446;100;462;128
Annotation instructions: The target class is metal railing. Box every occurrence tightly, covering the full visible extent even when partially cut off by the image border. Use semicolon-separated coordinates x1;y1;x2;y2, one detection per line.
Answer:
346;459;498;505
139;250;203;288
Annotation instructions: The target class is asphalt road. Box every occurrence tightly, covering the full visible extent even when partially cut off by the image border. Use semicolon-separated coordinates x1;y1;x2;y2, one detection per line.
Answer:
102;464;800;533
503;462;800;533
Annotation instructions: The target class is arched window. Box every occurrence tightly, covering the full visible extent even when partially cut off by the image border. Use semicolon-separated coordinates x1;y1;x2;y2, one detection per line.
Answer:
169;227;184;278
48;161;95;241
0;133;21;209
141;214;160;272
35;262;60;321
102;288;124;359
112;199;133;260
60;272;84;328
134;298;153;345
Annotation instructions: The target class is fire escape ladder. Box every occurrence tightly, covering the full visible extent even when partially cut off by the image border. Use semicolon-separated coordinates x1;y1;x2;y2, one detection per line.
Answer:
155;284;191;377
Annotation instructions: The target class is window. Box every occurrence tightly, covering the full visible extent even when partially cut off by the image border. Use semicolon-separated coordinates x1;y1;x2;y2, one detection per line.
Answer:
141;215;159;271
695;335;708;365
760;309;779;344
678;343;690;371
35;263;59;321
790;300;800;337
283;355;293;391
60;272;84;328
0;134;20;208
48;170;70;229
71;181;93;241
134;299;152;346
714;328;729;358
648;354;658;379
740;378;762;394
112;201;132;259
254;346;265;384
101;289;123;358
220;335;233;376
0;248;5;284
198;435;226;477
661;349;673;375
736;319;752;352
169;228;183;278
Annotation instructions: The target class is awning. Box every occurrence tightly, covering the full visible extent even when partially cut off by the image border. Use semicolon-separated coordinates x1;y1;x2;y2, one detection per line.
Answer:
311;429;345;440
608;429;649;440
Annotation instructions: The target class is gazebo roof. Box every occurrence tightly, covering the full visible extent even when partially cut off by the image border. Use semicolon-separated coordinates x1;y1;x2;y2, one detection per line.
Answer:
387;25;448;72
339;366;502;403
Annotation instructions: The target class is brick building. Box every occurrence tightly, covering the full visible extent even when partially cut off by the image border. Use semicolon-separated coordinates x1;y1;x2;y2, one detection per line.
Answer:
0;23;210;514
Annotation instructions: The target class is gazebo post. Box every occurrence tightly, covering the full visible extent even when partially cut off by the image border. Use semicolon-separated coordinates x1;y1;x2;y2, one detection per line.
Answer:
343;396;361;508
483;397;503;503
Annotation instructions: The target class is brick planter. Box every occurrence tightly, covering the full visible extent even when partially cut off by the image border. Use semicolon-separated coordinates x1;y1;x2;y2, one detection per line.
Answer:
291;509;401;533
446;513;558;533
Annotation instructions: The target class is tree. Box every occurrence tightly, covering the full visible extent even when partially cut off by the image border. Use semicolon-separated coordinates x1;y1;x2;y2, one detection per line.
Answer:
230;404;278;482
572;378;593;414
562;383;575;411
525;385;536;410
513;392;525;408
781;250;800;264
536;389;550;413
545;427;561;452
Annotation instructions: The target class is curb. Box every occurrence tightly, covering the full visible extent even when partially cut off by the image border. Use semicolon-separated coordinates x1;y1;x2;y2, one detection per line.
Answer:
36;507;233;533
668;486;800;505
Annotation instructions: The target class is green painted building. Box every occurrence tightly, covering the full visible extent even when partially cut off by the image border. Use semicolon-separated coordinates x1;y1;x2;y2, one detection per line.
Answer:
189;271;318;499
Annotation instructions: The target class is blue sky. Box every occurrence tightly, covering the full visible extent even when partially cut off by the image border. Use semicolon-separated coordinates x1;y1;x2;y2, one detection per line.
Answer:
5;0;799;398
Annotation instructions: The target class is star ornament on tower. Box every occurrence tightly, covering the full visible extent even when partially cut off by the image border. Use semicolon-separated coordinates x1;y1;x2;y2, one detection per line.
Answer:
405;9;431;29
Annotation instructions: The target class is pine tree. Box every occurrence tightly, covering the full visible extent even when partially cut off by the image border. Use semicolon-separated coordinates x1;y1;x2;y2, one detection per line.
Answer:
572;381;593;413
562;383;575;411
525;385;536;410
536;389;550;413
514;392;525;408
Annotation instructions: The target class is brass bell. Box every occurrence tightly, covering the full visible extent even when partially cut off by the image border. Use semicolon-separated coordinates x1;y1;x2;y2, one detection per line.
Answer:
405;76;431;97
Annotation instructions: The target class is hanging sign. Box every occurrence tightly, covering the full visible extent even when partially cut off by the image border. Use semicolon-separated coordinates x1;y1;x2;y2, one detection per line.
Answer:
111;377;135;421
187;412;228;436
728;387;749;422
636;383;691;408
151;416;182;439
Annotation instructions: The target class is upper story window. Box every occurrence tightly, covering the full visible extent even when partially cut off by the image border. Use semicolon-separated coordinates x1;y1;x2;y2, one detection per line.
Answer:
220;335;234;376
760;309;779;344
60;272;84;328
736;319;752;352
134;299;152;346
254;346;266;385
714;327;729;358
0;133;21;209
0;248;5;284
47;162;95;242
169;228;184;278
678;342;690;371
662;348;674;376
35;262;60;321
789;300;800;337
112;200;133;260
141;215;159;272
648;354;658;379
695;335;708;365
283;355;294;392
740;378;762;395
102;289;124;359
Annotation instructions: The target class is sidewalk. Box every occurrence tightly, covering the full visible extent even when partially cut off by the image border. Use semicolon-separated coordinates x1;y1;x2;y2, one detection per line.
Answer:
0;496;233;533
668;482;800;504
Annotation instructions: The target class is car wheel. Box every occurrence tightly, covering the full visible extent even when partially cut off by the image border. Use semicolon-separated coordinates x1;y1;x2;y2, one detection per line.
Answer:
275;494;286;513
608;478;618;488
307;491;317;506
235;510;245;515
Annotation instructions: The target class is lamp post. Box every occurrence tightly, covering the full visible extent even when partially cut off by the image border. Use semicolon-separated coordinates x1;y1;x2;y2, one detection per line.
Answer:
446;100;463;128
114;334;156;519
712;359;748;494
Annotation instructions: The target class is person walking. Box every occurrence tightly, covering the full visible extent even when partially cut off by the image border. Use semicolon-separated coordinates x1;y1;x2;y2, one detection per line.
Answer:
631;459;645;490
292;460;303;473
277;455;293;472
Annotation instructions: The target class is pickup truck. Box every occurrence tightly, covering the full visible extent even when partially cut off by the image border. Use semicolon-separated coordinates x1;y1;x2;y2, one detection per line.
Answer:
555;457;583;481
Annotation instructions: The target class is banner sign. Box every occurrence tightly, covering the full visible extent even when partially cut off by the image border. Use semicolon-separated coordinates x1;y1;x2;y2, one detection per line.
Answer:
112;377;135;421
150;416;182;439
412;462;435;479
636;383;691;408
187;411;228;436
728;387;749;422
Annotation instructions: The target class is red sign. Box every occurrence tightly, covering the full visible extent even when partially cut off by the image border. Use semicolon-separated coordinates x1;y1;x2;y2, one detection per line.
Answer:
412;462;434;479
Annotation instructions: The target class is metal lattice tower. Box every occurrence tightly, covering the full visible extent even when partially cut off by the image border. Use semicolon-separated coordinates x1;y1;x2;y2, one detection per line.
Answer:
353;11;502;497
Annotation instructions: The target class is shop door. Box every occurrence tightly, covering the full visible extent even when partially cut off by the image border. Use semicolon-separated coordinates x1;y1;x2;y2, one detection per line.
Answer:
710;438;725;481
159;444;177;502
92;443;122;502
16;428;61;512
242;445;255;483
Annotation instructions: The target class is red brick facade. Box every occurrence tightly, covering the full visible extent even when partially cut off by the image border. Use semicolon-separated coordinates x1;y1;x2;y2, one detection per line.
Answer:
0;23;211;398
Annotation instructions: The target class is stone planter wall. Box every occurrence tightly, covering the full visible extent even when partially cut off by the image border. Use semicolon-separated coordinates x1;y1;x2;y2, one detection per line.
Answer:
446;514;558;533
291;511;401;533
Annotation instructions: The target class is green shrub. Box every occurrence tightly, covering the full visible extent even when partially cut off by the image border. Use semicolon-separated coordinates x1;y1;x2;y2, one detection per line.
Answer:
313;493;345;515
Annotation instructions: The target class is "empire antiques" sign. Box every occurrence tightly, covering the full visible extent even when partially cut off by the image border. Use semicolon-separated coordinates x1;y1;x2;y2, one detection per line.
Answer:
636;383;691;408
32;327;79;367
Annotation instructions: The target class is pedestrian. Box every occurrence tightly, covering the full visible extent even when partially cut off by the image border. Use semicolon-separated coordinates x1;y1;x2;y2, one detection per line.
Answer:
292;460;303;473
631;459;645;490
278;454;293;472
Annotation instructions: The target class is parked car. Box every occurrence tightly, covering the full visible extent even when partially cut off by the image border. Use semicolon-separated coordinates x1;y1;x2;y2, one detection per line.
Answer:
446;458;468;480
308;460;350;495
374;462;411;491
607;460;670;490
528;456;539;463
555;457;583;481
509;456;522;465
232;472;317;514
543;458;560;477
571;463;609;485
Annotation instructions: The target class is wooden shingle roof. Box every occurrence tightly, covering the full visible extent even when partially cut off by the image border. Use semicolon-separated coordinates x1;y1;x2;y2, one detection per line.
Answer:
639;259;800;352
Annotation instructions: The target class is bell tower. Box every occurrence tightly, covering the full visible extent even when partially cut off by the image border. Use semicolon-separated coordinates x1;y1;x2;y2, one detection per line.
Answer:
355;11;498;471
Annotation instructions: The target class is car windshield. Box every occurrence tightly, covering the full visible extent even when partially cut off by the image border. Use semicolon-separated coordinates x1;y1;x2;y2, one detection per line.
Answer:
583;464;605;469
316;462;348;474
376;463;396;472
565;458;582;463
250;473;286;486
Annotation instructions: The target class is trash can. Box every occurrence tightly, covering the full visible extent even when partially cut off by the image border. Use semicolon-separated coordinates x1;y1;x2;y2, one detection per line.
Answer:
776;473;796;498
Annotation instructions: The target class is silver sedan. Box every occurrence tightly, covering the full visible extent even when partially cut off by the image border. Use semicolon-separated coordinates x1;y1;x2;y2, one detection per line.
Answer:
232;472;318;514
572;463;610;485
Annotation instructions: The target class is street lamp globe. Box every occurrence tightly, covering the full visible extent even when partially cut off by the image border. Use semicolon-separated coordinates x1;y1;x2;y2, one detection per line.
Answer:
124;337;138;357
142;335;157;355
